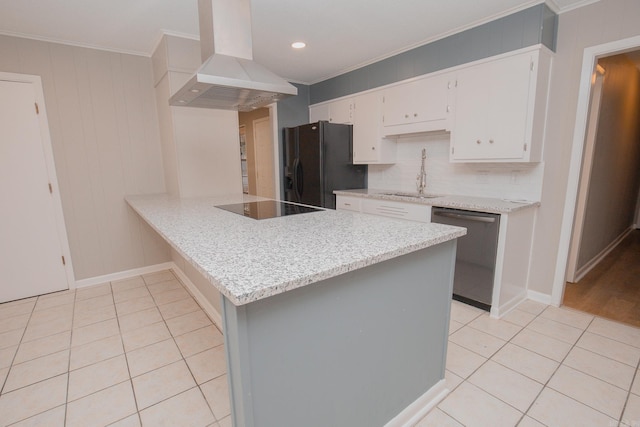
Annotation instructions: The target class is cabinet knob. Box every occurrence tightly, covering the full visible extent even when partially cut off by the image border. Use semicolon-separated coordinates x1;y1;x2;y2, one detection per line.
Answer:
476;139;482;144
404;114;409;118
489;139;494;144
414;113;418;117
372;146;376;150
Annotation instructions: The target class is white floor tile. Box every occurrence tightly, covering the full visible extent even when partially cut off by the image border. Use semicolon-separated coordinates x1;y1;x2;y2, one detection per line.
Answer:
449;301;484;324
547;365;627;419
540;306;594;330
0;345;17;369
3;349;69;392
71;317;120;347
121;321;171;352
152;288;191;306
115;296;156;317
73;294;114;313
491;343;559;384
118;307;163;332
527;387;615;427
29;304;73;328
147;280;183;296
68;354;130;401
622;393;640;426
515;300;547;315
109;414;142;427
69;334;123;370
0;299;36;319
13;330;70;364
469;314;522;341
0;329;23;350
448;320;464;335
111;276;146;292
449;325;506;358
75;283;111;301
113;286;151;303
139;387;215;427
217;416;232;427
468;360;543;412
72;304;116;329
438;382;522;427
632;369;640;396
0;374;67;425
526;316;584;345
445;342;487;379
588;317;640;349
34;293;75;311
157;297;201;320
444;369;464;391
564;346;635;390
166;310;213;337
0;313;31;335
9;404;66;426
185;345;227;384
501;309;536;327
576;331;640;367
174;325;224;358
142;270;176;285
517;415;546;427
131;360;196;409
415;408;464;426
66;380;137;427
510;328;572;362
126;338;182;377
201;374;231;420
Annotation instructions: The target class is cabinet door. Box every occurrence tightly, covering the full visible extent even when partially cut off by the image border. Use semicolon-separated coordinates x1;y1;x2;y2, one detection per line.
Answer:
451;53;534;161
383;82;415;127
329;98;353;124
309;104;330;122
486;54;534;159
353;92;382;163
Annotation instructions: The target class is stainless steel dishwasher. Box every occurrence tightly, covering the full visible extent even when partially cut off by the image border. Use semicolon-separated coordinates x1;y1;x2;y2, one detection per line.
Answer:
431;207;500;311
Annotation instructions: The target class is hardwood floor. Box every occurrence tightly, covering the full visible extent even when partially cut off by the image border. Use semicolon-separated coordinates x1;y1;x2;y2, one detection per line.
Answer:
563;229;640;328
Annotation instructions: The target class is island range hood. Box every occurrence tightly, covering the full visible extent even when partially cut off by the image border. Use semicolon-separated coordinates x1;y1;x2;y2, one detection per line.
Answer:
169;0;297;111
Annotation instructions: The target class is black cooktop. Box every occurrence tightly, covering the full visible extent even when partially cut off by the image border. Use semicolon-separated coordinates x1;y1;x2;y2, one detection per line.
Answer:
215;200;323;220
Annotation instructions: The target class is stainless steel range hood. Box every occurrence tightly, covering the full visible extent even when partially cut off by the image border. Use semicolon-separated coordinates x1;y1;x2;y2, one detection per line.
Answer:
169;0;297;111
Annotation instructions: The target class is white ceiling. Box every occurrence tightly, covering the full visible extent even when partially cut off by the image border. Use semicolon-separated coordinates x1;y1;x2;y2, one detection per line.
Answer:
0;0;595;84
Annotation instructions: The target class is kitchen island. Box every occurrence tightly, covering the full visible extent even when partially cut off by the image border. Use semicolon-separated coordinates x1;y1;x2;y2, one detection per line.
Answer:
126;193;465;427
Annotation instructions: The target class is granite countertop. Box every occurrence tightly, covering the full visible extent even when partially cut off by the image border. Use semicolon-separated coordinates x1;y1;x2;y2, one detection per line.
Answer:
334;189;540;214
126;193;466;306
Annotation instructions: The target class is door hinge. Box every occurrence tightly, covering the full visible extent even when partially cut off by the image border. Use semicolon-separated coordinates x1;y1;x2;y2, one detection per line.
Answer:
61;255;66;266
530;61;534;71
35;102;39;114
451;147;455;155
48;183;53;193
524;143;528;152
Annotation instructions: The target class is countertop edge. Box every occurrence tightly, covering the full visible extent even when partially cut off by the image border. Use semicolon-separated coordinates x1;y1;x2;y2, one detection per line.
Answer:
334;189;540;214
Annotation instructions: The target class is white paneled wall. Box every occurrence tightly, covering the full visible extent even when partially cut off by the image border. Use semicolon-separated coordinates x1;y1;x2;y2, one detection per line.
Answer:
0;35;169;280
368;133;544;201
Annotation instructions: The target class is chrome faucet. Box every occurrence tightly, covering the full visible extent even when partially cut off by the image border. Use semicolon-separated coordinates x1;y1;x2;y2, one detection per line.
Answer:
416;148;427;195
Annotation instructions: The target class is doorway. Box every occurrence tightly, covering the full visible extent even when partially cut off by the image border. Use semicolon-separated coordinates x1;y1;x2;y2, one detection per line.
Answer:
0;73;74;303
238;107;277;198
560;46;640;326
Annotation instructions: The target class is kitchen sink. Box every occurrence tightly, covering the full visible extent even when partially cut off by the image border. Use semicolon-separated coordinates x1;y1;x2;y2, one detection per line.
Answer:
381;192;441;199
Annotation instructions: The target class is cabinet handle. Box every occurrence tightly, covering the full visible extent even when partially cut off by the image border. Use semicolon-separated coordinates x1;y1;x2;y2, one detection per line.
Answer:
476;139;482;144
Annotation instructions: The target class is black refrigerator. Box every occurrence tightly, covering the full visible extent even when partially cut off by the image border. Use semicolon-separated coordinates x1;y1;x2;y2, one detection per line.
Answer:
283;121;367;209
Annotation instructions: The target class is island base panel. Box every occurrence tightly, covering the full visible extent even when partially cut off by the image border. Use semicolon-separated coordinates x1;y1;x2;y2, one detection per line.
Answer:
222;240;456;427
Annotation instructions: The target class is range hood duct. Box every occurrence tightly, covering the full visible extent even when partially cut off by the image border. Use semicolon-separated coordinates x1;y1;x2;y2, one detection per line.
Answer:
169;0;297;111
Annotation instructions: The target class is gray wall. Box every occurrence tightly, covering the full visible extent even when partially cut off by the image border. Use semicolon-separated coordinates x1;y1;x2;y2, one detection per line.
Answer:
310;3;557;104
577;54;640;270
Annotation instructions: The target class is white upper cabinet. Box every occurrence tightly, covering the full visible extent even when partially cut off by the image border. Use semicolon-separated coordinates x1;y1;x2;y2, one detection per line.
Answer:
450;48;551;163
352;91;396;164
308;98;353;124
382;72;454;136
309;103;330;123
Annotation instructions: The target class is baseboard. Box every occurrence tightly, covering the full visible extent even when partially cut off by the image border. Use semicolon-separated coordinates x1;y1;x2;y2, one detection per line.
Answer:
491;291;527;319
573;227;633;283
384;380;449;427
74;262;175;289
526;289;552;306
170;262;223;330
73;261;224;330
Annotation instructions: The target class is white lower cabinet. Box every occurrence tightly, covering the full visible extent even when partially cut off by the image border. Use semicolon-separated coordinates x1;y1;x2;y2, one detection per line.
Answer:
336;195;431;222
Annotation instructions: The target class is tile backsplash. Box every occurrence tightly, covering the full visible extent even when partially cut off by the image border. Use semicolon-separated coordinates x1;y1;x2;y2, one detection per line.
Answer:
367;133;544;201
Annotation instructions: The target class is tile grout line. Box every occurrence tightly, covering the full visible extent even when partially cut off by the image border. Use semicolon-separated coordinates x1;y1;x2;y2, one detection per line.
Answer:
618;354;640;426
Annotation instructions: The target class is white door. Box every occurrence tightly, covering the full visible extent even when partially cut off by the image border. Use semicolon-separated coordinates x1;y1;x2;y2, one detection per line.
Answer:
0;78;70;302
253;117;275;198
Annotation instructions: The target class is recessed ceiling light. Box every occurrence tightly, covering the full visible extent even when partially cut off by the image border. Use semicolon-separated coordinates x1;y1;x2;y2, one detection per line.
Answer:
291;42;306;49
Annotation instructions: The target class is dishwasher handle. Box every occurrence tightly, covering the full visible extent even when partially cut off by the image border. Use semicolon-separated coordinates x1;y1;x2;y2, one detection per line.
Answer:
432;210;496;223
